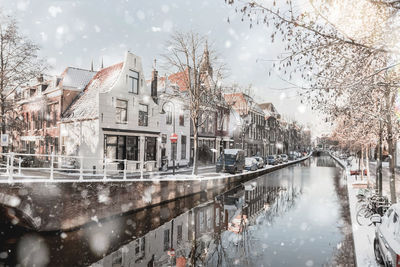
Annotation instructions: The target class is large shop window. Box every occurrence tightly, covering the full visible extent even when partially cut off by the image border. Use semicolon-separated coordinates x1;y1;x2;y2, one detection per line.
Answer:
128;70;139;94
145;137;157;161
126;136;139;161
105;135;139;161
116;99;128;123
139;104;148;126
105;136;118;160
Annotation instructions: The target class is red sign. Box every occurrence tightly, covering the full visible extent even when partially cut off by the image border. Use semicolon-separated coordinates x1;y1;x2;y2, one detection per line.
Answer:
170;133;178;143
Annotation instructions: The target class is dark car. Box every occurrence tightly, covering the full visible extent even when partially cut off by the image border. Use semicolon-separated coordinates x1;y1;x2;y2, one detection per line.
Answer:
216;149;245;174
371;204;400;267
266;155;277;165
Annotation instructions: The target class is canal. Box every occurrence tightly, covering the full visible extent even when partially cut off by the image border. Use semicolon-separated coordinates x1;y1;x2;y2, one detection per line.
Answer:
0;155;355;266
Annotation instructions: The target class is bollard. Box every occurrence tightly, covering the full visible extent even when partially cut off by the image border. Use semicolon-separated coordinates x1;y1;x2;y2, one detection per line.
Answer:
79;156;84;181
9;153;14;182
123;159;127;180
50;152;54;180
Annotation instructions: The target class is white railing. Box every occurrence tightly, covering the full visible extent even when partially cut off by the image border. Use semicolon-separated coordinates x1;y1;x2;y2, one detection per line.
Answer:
0;152;158;182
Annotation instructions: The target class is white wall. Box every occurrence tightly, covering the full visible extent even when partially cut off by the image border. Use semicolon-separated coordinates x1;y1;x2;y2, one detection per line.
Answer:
159;96;191;168
99;52;159;133
59;119;101;170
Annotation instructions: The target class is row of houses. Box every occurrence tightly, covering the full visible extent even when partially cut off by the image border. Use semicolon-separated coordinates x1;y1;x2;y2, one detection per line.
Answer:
5;50;311;171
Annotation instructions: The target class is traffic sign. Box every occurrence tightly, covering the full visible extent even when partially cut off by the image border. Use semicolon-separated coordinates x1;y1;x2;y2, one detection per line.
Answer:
170;133;178;143
1;134;8;146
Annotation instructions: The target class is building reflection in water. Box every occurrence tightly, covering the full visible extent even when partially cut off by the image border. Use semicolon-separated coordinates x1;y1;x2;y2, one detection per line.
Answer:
94;169;303;267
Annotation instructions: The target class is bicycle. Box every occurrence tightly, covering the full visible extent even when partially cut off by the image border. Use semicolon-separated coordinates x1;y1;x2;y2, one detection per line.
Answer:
356;194;390;226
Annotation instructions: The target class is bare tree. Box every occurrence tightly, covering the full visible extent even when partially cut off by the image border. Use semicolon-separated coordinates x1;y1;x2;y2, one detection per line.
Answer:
226;0;400;202
0;12;45;148
162;31;225;175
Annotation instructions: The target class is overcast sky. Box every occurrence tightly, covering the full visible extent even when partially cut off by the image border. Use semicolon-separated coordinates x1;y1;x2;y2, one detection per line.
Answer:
1;0;329;137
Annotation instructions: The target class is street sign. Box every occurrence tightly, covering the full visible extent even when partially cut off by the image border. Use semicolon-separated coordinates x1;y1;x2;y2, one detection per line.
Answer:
170;133;178;143
1;134;8;146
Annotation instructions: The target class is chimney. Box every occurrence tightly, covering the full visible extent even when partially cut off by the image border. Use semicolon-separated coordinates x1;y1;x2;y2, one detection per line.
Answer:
151;59;158;103
37;74;44;83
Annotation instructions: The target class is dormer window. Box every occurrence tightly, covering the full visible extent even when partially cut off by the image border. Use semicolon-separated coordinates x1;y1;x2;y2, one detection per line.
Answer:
128;70;139;94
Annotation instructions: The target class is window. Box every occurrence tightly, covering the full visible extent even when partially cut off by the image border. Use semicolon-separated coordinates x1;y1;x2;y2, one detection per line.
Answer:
163;229;170;251
145;137;157;161
217;111;222;131
61;137;66;155
208;115;213;132
179;114;184;126
53;103;59;127
177;225;183;244
181;135;186;160
223;114;228;131
166;105;172;125
126;136;139;160
128;70;139;94
161;134;167;144
116;99;128;123
139;104;148;126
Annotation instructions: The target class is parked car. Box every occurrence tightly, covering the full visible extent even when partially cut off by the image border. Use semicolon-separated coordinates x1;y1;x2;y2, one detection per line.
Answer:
288;152;297;161
280;154;288;162
245;157;258;171
266;155;277;165
216;149;245;174
253;156;264;169
371;204;400;267
276;155;283;164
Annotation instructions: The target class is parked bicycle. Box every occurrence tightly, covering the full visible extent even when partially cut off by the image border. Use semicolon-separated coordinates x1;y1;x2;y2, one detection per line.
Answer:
356;193;390;226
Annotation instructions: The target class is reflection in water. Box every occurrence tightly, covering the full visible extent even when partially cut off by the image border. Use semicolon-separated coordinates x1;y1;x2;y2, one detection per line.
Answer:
94;156;354;267
0;156;354;266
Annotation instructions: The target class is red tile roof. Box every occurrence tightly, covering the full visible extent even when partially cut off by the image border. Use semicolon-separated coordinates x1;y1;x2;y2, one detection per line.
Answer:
62;62;123;121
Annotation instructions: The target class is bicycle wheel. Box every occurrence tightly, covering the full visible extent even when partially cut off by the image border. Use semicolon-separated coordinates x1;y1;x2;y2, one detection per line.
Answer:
356;201;367;212
356;208;372;226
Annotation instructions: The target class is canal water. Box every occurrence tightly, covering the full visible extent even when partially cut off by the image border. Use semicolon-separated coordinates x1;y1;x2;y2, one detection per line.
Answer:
0;155;355;266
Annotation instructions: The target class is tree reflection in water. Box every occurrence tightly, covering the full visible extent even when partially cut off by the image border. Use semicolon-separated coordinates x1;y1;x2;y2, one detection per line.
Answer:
93;167;304;267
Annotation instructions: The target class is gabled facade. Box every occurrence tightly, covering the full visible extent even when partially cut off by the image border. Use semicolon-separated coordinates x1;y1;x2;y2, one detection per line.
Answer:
161;45;233;165
153;69;191;169
10;67;96;158
224;93;266;157
259;102;281;155
61;52;160;171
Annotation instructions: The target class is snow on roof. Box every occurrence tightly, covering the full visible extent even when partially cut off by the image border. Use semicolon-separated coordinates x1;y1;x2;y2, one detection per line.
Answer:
62;62;123;121
61;67;97;90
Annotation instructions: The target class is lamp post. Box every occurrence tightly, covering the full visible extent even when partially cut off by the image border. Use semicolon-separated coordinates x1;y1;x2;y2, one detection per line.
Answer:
161;101;177;175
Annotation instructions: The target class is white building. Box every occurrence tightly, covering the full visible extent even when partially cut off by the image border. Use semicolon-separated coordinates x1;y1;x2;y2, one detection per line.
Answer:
155;73;191;169
60;51;160;172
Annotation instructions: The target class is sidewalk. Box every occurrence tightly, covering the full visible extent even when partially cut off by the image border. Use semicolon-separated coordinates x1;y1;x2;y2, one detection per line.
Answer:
0;164;217;180
368;161;400;197
332;155;379;267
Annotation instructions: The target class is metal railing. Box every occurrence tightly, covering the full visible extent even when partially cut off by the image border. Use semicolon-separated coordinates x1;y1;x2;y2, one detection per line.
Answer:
0;152;158;182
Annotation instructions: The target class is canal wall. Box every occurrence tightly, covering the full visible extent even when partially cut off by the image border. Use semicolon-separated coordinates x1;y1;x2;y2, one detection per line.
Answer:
0;156;310;232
